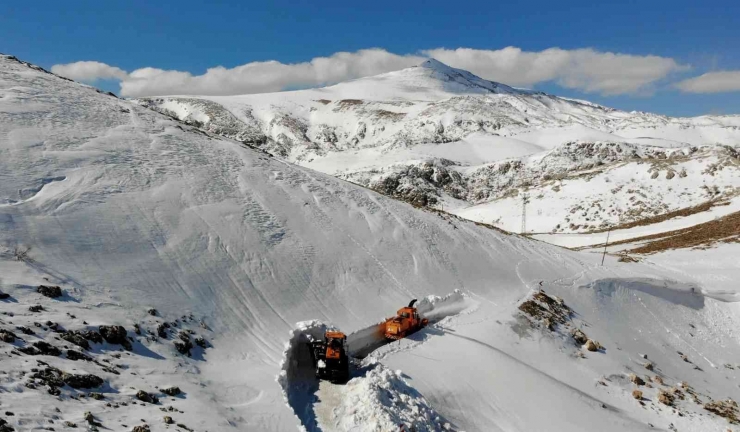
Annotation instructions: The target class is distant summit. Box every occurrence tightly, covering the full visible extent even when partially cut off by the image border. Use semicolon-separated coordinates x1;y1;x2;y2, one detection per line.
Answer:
412;57;521;95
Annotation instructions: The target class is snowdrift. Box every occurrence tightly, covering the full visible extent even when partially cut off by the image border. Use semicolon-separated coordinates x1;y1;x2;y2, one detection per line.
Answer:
317;364;453;432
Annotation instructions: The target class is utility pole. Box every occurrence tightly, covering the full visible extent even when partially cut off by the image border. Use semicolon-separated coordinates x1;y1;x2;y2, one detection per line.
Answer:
521;193;529;234
601;228;611;266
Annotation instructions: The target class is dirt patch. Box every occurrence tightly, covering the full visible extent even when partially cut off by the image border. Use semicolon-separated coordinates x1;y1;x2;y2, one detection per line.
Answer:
373;110;406;121
586;198;729;234
337;99;363;106
624;210;740;254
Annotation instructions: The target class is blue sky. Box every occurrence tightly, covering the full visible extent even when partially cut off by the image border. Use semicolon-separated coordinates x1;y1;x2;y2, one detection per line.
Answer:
3;0;739;116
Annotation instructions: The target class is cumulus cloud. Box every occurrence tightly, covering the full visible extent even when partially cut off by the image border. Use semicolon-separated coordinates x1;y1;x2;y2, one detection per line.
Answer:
675;71;740;93
51;61;128;82
119;49;423;97
51;47;688;97
423;47;688;95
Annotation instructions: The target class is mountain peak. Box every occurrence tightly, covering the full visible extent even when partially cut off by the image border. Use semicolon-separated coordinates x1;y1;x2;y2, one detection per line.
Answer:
410;57;522;96
419;58;455;72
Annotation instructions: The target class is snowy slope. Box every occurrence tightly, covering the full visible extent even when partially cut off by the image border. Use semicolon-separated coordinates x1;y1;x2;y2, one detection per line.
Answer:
2;54;740;432
135;59;740;239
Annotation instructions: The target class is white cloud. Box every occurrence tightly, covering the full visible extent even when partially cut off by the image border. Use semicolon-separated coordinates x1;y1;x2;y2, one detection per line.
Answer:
51;47;689;97
423;47;688;95
675;71;740;93
51;61;128;82
119;49;423;97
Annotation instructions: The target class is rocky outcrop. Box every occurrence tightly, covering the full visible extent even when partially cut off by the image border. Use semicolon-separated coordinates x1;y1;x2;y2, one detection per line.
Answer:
136;390;159;404
60;330;91;350
99;325;132;350
0;329;16;343
37;285;62;298
63;373;104;389
161;386;181;396
19;341;61;356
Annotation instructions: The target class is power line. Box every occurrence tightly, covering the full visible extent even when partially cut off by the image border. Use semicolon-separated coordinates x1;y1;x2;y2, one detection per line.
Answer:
521;193;529;234
601;229;611;266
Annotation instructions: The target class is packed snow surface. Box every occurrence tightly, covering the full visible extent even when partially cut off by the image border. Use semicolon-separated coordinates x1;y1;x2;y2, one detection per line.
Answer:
1;54;740;431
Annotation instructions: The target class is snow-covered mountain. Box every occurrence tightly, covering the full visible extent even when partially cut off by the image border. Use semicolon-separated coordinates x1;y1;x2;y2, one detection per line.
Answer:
135;59;740;238
2;54;740;432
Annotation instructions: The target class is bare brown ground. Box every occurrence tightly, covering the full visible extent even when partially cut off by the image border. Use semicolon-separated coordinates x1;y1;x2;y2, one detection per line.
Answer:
586;199;728;234
612;211;740;254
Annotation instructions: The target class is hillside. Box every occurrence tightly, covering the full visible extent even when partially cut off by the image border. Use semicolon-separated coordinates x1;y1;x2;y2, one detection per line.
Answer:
2;54;740;432
135;59;740;241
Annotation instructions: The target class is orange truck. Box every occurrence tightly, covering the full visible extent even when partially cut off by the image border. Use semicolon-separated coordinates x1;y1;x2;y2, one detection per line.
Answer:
310;331;350;382
384;299;429;340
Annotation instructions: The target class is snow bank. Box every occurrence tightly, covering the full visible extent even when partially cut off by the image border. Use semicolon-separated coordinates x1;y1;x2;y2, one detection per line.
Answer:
346;321;386;358
325;363;452;432
277;320;337;432
416;289;473;321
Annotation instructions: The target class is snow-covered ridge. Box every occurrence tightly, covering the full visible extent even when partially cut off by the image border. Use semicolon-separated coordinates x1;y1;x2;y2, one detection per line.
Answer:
134;59;740;163
134;59;740;238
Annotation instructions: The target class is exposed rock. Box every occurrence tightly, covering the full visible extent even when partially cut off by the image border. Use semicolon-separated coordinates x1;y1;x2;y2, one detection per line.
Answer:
66;350;92;361
644;362;654;371
0;329;17;343
37;285;63;298
571;329;588;345
20;341;61;356
31;367;65;389
0;292;10;300
133;324;141;335
653;375;664;385
0;418;15;432
629;374;645;386
194;336;208;348
174;332;193;356
518;290;573;328
632;390;643;400
136;390;159;404
704;399;738;424
89;392;105;400
161;386;181;397
46;321;64;333
63;421;77;428
156;323;169;338
99;325;131;350
147;308;158;316
132;425;150;432
15;326;34;335
584;339;599;352
63;373;104;389
83;411;94;424
79;330;103;344
28;305;44;313
60;331;91;350
163;416;173;425
658;389;675;406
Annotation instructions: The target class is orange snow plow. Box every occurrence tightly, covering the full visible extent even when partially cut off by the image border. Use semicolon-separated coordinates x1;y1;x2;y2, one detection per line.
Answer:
384;299;429;340
310;331;350;382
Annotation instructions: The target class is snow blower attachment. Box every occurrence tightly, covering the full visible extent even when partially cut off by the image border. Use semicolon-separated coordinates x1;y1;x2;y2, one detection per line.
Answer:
310;331;350;382
384;299;429;340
